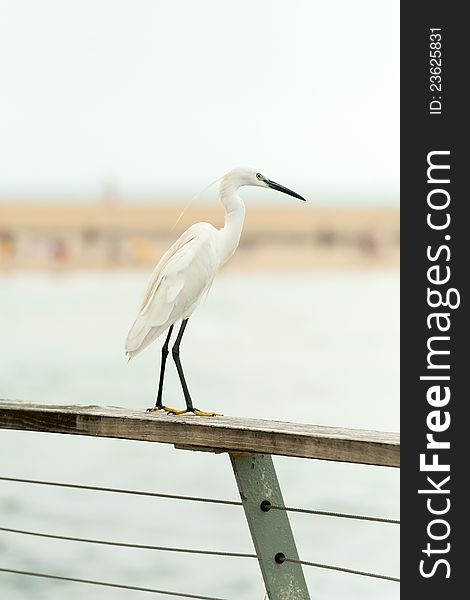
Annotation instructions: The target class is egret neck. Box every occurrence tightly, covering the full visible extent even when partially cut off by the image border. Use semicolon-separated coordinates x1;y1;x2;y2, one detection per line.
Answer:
217;178;246;267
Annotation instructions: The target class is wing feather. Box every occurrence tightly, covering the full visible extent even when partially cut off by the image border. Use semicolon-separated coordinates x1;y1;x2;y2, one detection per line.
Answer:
125;223;218;358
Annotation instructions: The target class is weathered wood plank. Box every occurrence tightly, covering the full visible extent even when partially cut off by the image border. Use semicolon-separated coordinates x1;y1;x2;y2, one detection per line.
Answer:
0;401;400;467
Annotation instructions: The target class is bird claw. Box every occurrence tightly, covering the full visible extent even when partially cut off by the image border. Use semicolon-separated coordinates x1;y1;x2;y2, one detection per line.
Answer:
165;407;189;415
192;408;223;417
146;405;222;417
165;407;222;417
147;405;180;414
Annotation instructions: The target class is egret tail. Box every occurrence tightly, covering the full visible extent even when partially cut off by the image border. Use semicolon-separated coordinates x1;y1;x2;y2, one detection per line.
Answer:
125;322;170;360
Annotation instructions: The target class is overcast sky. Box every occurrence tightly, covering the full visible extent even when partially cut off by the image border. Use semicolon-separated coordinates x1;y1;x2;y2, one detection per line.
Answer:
0;0;399;203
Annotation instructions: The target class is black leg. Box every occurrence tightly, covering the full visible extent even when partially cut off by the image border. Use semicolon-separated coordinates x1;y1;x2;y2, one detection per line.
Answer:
154;325;174;409
172;319;194;411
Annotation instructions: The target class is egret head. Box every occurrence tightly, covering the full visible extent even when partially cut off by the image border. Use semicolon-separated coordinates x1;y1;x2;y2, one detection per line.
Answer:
224;165;306;201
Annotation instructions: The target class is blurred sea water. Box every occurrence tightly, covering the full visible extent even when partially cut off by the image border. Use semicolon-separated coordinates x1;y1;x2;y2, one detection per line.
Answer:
0;270;399;600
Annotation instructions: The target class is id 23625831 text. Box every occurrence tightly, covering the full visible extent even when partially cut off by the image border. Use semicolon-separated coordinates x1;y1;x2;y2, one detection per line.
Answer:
429;28;442;115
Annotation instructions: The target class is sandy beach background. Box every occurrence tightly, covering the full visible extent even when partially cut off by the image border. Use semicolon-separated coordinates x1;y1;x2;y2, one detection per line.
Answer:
0;201;399;271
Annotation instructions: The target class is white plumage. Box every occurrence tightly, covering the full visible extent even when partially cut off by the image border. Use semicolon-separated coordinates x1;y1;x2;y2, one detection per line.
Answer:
125;165;305;415
126;222;218;359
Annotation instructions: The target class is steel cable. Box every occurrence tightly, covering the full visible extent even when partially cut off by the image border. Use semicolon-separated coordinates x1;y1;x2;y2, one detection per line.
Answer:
277;556;399;582
264;501;399;524
0;476;241;507
0;567;228;599
1;477;399;524
0;526;256;559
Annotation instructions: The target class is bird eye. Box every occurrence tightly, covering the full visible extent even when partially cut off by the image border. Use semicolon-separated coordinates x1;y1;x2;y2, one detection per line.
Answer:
256;173;263;180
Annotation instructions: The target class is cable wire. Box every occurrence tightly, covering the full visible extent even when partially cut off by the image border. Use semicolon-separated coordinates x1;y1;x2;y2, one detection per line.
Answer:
0;527;256;559
0;567;228;599
265;502;399;524
1;477;399;524
0;476;241;507
279;557;399;582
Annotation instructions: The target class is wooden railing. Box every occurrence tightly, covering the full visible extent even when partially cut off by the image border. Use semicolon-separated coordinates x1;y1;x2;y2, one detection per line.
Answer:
0;402;399;466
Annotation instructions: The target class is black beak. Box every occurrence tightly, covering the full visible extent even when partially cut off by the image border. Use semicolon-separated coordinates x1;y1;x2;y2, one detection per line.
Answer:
266;179;306;201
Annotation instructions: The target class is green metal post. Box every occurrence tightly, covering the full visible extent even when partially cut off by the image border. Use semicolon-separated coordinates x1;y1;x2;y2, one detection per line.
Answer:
230;453;310;600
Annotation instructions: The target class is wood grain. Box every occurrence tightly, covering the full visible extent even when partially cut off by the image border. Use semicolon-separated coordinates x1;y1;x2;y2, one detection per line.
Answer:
0;401;399;467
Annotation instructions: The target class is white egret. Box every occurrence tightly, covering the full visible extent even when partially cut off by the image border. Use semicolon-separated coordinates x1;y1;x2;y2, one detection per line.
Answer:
125;165;305;416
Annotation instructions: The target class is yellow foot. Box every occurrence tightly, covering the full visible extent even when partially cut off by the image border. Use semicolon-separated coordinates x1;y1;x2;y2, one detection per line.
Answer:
166;407;222;417
165;407;189;415
193;408;223;417
146;405;180;413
